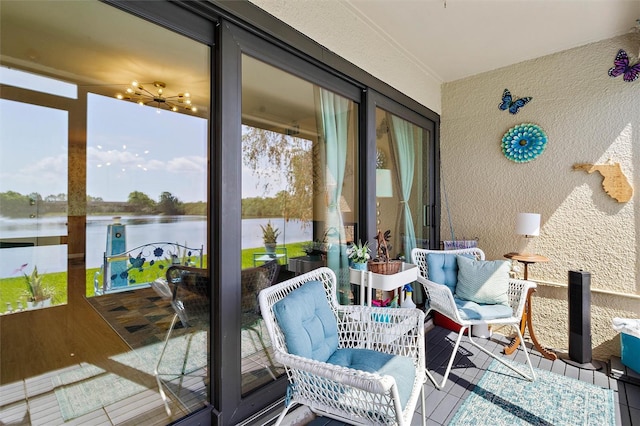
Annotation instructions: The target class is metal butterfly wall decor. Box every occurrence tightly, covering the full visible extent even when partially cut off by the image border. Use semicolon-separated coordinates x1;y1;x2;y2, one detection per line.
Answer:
498;88;532;114
608;49;640;82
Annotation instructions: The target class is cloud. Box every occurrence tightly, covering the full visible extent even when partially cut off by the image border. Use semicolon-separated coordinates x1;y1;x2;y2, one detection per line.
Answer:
166;156;207;174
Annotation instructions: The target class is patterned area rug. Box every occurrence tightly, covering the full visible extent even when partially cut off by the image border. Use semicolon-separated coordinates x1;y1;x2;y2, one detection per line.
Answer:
450;359;616;426
53;331;207;421
87;287;180;349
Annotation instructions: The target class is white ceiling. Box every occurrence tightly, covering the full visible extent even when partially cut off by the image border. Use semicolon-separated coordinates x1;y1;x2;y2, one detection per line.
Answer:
344;0;640;82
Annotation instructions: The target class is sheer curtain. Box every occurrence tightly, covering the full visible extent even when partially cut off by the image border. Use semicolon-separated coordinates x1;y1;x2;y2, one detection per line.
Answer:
388;113;422;303
314;87;351;304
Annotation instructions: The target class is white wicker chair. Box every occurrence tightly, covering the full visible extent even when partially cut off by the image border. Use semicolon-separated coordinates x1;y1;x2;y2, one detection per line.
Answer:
258;267;426;426
411;248;536;390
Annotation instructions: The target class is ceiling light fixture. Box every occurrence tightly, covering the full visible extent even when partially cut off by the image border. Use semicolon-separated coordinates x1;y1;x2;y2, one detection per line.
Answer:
115;81;197;113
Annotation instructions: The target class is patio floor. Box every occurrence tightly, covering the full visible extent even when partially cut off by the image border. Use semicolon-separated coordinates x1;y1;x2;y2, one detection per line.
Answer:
286;323;640;426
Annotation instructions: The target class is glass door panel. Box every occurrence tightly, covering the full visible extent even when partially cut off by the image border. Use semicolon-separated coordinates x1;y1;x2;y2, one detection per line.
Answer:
375;108;432;302
0;98;68;313
240;54;359;394
1;1;211;423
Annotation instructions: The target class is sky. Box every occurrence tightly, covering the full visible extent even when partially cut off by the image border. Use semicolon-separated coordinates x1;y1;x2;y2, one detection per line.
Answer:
0;68;280;204
1;93;209;203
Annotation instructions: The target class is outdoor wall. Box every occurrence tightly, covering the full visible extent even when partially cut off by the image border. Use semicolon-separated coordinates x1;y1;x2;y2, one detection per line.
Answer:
248;0;442;114
441;34;640;360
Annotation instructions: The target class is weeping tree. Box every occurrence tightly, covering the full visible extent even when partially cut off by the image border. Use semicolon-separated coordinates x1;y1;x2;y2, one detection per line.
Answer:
242;126;316;224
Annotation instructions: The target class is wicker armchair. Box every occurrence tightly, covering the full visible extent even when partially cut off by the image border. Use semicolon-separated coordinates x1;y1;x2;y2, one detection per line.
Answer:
411;247;536;390
258;267;426;426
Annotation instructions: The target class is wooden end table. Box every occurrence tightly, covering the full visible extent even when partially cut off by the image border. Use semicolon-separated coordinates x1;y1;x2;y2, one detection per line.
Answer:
503;252;557;360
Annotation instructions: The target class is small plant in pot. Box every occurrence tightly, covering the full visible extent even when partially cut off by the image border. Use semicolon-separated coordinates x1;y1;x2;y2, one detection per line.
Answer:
260;221;281;254
23;266;57;309
347;240;371;270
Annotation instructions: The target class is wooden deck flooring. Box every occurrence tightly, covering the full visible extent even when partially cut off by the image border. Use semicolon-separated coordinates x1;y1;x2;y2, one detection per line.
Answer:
298;324;640;426
2;322;638;425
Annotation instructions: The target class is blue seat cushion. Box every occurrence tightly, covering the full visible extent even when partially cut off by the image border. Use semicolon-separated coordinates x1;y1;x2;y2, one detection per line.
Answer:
327;348;415;409
454;297;513;320
273;280;338;362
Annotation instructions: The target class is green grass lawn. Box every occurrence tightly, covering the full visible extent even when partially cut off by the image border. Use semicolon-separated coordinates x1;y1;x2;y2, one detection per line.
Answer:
0;242;309;314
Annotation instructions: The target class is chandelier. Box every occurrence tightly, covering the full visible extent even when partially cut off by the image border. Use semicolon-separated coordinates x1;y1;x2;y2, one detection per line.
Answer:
116;81;197;113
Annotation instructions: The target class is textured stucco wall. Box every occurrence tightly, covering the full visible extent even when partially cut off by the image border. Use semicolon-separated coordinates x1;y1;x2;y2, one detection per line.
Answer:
441;35;640;360
248;0;442;113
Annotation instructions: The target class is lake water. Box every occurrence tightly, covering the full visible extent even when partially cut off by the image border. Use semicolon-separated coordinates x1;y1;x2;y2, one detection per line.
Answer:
0;215;311;278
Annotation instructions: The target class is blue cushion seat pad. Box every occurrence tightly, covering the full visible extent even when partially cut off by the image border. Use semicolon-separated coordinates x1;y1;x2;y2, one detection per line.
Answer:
273;280;339;362
326;348;416;409
454;297;513;320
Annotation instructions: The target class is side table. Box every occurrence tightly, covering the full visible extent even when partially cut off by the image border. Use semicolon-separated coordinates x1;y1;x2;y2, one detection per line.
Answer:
349;263;418;307
503;252;557;360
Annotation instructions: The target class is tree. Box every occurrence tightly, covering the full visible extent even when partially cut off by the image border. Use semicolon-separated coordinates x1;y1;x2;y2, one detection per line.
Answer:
157;191;183;215
0;191;32;217
242;126;314;223
128;191;156;213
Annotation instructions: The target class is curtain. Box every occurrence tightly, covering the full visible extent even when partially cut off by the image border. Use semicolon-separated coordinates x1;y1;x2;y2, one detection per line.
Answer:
314;87;351;304
388;113;423;304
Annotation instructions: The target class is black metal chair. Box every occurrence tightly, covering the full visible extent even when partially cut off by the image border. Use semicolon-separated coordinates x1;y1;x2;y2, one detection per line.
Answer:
154;265;210;416
241;260;280;380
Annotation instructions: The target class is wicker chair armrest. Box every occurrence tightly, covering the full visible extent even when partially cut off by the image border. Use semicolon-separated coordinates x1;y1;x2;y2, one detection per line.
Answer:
416;275;463;323
508;279;536;319
275;351;399;395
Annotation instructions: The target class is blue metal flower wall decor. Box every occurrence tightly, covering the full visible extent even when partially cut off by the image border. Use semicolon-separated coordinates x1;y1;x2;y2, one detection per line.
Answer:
501;123;548;163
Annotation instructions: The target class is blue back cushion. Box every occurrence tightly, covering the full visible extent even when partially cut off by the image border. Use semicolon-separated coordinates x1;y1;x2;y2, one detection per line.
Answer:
426;253;459;293
273;280;338;362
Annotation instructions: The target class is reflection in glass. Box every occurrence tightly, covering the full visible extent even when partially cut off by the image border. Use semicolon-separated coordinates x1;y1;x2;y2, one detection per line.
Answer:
0;99;69;313
241;54;359;394
1;1;211;423
375;109;429;304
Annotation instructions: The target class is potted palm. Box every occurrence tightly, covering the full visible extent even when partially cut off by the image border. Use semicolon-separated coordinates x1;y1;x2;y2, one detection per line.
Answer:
23;266;56;309
260;221;281;254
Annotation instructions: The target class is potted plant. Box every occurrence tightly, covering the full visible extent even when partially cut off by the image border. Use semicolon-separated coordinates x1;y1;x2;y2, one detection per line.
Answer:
23;266;56;309
368;230;402;274
302;240;326;260
260;221;281;254
347;240;371;270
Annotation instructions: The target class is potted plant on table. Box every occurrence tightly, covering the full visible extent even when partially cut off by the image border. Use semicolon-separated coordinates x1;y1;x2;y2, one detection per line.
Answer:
347;240;371;270
260;220;281;254
368;230;402;274
23;266;56;309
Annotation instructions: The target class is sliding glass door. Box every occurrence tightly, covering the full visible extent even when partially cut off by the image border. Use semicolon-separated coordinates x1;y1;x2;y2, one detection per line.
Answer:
240;54;360;394
373;102;437;305
0;1;212;424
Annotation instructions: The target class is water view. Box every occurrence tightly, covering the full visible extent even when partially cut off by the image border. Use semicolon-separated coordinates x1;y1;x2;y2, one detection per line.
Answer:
0;215;311;278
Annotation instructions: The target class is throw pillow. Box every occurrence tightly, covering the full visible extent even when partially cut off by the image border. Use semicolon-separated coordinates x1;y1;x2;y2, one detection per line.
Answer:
455;255;510;306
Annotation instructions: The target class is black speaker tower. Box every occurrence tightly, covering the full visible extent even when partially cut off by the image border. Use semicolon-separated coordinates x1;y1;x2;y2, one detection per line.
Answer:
565;270;601;370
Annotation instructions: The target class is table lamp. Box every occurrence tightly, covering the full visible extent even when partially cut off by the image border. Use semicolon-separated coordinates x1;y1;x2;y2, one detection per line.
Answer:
515;212;540;254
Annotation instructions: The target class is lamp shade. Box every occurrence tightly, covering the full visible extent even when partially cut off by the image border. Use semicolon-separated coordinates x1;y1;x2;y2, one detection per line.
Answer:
376;169;393;198
515;213;540;237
